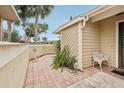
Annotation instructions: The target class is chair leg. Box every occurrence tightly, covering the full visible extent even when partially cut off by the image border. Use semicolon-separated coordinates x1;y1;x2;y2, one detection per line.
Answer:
99;63;102;71
93;61;95;68
107;61;110;67
108;57;110;67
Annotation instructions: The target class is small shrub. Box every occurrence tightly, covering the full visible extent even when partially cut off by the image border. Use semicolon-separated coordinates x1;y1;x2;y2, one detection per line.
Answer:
11;31;20;42
53;40;61;52
51;46;77;72
65;56;77;70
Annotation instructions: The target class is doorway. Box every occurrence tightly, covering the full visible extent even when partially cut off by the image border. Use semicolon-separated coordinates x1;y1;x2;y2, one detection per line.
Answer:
118;21;124;68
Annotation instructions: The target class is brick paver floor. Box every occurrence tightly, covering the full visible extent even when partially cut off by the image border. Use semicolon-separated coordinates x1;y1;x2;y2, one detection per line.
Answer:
24;54;98;88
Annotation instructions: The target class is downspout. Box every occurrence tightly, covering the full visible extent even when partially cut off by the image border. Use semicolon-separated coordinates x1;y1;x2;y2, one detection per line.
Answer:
78;14;89;71
82;14;89;28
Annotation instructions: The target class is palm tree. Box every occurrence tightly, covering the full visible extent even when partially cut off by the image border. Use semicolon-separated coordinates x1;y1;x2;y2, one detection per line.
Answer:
15;5;33;27
25;23;35;42
15;5;34;43
31;5;54;44
15;5;54;44
39;22;48;35
15;6;32;20
38;22;48;43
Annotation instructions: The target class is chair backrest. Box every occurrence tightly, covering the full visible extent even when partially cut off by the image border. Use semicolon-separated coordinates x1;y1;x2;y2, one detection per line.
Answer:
93;52;109;62
93;52;104;61
103;54;109;60
92;52;99;61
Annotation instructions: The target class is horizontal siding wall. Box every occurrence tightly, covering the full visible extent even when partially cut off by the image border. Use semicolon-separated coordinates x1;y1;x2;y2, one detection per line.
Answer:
100;15;124;67
60;15;124;69
82;19;100;68
61;23;79;59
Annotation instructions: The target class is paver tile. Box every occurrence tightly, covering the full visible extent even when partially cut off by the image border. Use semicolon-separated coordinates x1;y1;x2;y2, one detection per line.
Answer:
24;54;99;88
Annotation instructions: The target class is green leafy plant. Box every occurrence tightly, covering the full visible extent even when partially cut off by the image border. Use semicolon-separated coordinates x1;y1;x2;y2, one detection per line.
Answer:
11;31;20;42
51;46;77;72
53;40;61;52
65;56;77;70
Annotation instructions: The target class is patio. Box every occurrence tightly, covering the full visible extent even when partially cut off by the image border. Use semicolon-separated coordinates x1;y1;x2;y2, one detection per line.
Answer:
24;54;98;88
69;71;124;88
24;54;124;88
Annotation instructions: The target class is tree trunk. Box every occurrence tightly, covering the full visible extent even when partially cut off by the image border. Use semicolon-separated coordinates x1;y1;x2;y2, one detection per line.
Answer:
27;29;32;43
7;21;12;42
34;15;39;44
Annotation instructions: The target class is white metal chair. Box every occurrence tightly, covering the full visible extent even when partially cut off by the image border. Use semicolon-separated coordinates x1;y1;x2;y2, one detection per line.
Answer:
92;52;110;71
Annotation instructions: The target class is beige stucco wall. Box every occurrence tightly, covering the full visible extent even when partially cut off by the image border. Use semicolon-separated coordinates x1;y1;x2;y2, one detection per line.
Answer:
82;19;100;68
29;44;56;60
0;43;56;87
61;23;79;59
0;43;29;88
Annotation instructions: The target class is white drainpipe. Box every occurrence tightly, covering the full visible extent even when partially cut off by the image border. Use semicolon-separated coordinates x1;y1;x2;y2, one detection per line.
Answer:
77;14;89;71
82;14;89;28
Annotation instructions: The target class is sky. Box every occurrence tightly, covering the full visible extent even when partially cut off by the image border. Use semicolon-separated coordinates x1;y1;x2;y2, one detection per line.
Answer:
3;5;97;41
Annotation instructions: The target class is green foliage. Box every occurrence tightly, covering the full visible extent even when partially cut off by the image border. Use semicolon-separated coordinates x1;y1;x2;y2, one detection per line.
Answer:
3;32;8;41
53;40;61;52
32;5;54;19
33;36;41;42
15;5;33;28
15;6;33;19
15;5;54;27
11;31;20;42
25;23;35;37
51;46;77;72
38;23;48;33
65;56;77;70
15;5;54;44
42;36;48;43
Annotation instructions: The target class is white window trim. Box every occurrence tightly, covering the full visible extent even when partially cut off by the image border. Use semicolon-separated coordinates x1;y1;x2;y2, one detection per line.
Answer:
116;19;124;68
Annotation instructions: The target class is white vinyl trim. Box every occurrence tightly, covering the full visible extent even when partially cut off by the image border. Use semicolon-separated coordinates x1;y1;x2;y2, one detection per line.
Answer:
88;5;115;17
77;22;83;71
116;19;124;68
55;16;85;34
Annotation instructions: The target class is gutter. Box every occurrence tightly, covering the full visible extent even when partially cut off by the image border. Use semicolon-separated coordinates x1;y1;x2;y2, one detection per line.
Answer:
54;5;116;35
79;14;89;71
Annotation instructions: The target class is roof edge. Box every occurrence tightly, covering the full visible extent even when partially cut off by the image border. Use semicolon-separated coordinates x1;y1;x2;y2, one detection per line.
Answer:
11;5;21;23
87;5;115;17
54;14;85;34
54;5;116;34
